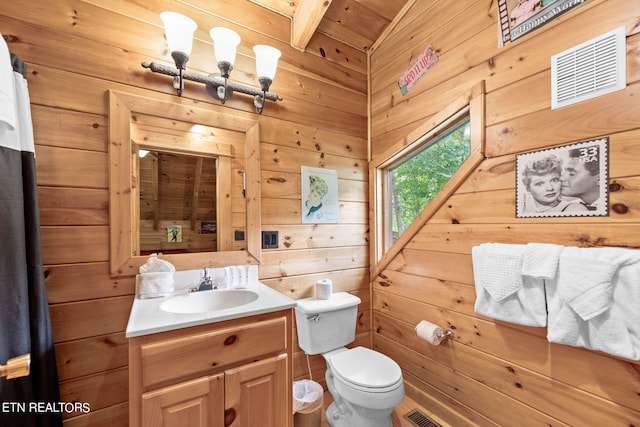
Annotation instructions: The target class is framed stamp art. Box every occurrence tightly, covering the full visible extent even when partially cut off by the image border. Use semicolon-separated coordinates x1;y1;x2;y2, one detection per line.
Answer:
515;137;609;218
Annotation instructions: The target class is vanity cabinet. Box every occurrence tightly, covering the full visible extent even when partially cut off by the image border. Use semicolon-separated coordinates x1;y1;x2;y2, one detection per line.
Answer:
128;310;293;427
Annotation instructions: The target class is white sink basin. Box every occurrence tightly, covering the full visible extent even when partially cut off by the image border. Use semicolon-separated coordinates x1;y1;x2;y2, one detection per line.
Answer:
160;289;259;314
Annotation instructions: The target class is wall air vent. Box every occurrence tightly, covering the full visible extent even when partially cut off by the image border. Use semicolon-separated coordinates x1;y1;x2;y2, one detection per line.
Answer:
551;26;626;109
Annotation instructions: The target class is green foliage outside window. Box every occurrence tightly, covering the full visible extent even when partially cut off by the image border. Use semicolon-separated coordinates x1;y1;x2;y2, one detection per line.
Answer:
388;117;471;243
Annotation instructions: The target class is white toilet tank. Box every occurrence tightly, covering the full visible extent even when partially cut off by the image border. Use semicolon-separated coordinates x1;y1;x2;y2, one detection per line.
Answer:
295;292;361;355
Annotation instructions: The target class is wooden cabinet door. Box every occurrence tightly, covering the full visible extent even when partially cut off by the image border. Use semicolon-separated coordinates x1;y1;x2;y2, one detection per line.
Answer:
142;373;225;427
224;354;289;427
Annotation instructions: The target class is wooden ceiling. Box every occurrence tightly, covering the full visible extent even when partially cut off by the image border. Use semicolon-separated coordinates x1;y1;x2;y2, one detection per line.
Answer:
250;0;410;52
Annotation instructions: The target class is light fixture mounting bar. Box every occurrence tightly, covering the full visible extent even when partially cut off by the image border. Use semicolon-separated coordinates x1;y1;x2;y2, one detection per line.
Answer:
141;61;283;103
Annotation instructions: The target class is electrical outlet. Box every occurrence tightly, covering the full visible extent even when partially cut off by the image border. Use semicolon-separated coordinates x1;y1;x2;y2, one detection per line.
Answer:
262;231;278;249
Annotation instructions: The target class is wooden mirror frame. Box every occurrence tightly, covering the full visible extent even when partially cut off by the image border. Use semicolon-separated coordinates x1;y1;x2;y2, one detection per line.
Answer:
108;90;261;277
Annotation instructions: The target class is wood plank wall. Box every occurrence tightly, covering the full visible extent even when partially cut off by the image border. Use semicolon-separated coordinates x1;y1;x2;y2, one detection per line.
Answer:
369;0;640;425
0;0;369;424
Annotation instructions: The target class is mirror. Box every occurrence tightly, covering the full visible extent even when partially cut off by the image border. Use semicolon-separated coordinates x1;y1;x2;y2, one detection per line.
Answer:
131;114;245;255
109;90;261;277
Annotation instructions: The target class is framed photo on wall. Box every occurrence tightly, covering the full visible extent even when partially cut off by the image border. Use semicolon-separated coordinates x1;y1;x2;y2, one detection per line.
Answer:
301;166;339;224
515;137;609;218
497;0;587;47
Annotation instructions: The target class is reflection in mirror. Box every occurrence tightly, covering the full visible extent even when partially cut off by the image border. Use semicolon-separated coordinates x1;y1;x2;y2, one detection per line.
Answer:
130;112;247;255
109;90;262;277
137;150;219;254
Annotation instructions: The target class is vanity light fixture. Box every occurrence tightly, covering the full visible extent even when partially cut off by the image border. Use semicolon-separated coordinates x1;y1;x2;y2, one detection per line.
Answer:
142;11;283;114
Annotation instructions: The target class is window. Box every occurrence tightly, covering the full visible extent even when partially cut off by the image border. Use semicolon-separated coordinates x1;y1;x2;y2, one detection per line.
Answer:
370;83;485;266
385;115;471;245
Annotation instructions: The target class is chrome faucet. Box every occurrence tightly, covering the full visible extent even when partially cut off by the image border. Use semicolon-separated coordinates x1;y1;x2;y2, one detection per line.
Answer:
198;268;214;291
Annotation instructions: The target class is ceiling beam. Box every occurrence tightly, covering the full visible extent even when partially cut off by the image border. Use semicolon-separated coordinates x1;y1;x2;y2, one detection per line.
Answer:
291;0;333;51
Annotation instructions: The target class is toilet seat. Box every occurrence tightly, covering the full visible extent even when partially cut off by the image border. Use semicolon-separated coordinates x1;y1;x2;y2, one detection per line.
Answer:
328;347;403;392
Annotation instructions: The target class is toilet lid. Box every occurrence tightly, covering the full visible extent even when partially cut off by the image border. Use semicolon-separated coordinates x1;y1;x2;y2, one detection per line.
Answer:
329;347;402;389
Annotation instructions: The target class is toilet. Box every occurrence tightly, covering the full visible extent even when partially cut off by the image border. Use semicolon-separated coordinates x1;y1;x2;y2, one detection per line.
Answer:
295;292;405;427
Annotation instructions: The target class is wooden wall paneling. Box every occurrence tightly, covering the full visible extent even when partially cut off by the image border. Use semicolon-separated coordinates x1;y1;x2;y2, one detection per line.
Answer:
316;0;380;51
62;402;128;427
2;23;365;131
49;296;132;343
261;267;369;299
369;0;488;92
45;262;134;303
428;186;640;225
373;293;640;425
258;224;368;250
261;199;367;225
375;333;568;426
260;142;368;179
38;187;108;226
258;118;368;159
369;0;640;159
2;0;359;424
400;375;497;427
261;170;367;201
370;2;640;424
408;223;640;253
35;145;107;188
486;81;640;157
259;246;369;278
373;290;640;414
55;333;128;381
373;269;476;317
94;0;369;83
58;367;129;419
479;0;640;94
452;126;640;193
31;105;107;152
40;226;109;265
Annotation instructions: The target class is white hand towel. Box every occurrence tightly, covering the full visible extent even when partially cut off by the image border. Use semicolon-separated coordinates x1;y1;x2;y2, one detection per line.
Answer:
0;33;17;131
138;272;174;299
472;243;546;327
522;243;563;279
139;253;176;273
558;255;617;321
547;246;640;361
474;243;523;301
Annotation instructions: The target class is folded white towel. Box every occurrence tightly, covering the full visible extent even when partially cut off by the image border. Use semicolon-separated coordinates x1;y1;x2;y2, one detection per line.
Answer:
474;243;523;301
138;272;174;299
558;255;617;321
139;253;176;273
472;243;547;327
0;33;17;131
522;243;563;279
547;246;640;360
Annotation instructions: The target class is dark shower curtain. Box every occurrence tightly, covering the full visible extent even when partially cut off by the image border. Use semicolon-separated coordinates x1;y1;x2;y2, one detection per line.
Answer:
0;40;62;426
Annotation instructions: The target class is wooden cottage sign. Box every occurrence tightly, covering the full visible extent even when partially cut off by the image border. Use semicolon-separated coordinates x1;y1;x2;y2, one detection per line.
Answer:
397;45;439;96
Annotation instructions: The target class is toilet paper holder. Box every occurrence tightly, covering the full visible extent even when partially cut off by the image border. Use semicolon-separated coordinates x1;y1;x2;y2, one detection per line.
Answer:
438;329;455;340
415;320;455;345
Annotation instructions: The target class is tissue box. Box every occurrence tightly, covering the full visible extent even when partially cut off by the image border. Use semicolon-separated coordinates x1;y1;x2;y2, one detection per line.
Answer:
138;272;174;299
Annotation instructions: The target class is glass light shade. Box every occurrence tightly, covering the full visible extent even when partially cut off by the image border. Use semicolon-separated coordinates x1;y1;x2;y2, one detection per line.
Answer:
253;45;281;80
209;27;241;65
160;12;197;55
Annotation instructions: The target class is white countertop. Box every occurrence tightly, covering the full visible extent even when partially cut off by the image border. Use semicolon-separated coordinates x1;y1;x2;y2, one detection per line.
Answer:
125;268;296;338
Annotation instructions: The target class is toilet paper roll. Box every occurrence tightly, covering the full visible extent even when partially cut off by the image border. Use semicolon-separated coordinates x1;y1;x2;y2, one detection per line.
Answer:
415;320;445;345
316;278;332;300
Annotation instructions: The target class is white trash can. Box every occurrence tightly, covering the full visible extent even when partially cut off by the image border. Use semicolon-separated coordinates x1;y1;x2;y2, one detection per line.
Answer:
293;379;323;427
